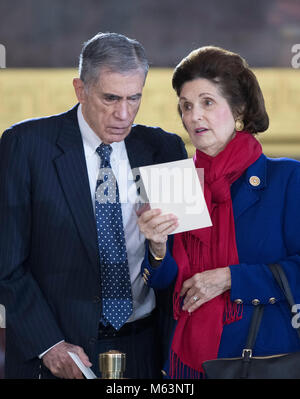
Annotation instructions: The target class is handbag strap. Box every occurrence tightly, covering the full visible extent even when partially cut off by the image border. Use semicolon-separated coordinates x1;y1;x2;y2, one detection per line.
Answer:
268;263;300;340
244;304;264;351
244;263;300;353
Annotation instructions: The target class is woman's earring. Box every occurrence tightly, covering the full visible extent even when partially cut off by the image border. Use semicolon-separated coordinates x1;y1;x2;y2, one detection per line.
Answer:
235;119;244;132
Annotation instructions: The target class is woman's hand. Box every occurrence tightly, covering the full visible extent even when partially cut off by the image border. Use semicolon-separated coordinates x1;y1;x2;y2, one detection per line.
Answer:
180;267;231;313
137;208;178;258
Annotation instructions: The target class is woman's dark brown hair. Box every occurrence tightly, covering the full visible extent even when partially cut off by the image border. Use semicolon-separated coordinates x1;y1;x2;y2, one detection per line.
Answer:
172;46;269;134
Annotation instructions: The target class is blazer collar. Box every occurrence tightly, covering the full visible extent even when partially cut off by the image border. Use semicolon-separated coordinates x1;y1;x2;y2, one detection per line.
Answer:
54;104;99;273
232;154;267;220
125;125;159;169
55;104;82;152
57;114;156;169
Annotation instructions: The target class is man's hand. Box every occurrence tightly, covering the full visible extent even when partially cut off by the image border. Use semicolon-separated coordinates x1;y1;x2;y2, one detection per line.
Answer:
42;341;92;379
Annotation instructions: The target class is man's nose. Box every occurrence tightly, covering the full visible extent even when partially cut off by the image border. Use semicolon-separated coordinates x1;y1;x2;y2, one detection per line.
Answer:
114;101;130;120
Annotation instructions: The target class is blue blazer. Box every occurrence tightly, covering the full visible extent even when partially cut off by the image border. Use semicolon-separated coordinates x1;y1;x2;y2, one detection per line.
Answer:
0;105;187;378
142;153;300;363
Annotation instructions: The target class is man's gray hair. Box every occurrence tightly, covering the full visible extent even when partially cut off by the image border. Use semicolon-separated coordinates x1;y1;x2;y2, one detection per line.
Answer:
79;32;149;86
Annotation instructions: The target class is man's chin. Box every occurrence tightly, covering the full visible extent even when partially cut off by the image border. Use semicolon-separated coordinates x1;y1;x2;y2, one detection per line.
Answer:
105;129;131;143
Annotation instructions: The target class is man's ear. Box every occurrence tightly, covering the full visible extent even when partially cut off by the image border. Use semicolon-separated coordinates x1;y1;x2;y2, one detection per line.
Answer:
73;78;86;104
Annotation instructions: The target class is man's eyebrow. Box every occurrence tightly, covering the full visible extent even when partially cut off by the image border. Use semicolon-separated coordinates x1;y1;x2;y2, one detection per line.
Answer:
127;93;142;99
102;93;142;99
103;93;122;99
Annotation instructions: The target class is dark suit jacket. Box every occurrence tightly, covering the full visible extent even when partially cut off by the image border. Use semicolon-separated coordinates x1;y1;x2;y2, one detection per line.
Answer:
0;104;187;378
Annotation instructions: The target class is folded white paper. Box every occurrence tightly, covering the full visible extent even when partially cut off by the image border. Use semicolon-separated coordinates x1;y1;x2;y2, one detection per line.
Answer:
67;351;97;379
138;158;212;234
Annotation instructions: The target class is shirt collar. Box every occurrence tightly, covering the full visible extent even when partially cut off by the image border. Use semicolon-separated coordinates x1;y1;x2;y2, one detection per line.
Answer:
77;104;124;160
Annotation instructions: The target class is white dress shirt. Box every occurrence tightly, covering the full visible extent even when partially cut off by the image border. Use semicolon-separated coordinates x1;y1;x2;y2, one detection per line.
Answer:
78;104;155;322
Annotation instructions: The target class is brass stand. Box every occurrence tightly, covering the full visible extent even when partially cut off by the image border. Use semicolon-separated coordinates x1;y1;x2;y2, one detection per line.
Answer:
99;350;126;379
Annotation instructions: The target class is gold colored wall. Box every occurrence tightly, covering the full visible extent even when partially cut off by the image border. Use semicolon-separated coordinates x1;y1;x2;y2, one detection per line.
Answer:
1;68;300;158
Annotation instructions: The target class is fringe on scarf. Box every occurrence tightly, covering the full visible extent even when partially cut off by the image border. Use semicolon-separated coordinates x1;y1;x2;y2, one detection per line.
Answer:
169;350;204;379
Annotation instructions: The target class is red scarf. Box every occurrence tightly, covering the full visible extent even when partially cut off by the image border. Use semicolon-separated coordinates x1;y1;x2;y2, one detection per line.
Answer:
170;132;262;378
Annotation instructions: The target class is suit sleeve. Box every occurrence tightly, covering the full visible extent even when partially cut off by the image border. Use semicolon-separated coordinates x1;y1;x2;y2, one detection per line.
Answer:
0;129;65;361
230;166;300;305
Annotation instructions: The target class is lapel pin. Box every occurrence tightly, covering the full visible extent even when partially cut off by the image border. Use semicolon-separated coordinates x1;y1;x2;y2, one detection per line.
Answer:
249;176;261;187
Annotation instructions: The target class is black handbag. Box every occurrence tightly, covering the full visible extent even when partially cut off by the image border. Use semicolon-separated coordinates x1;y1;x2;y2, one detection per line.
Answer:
202;263;300;379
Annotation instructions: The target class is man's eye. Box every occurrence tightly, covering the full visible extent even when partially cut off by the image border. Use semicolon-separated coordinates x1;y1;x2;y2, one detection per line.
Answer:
128;95;141;102
104;95;118;102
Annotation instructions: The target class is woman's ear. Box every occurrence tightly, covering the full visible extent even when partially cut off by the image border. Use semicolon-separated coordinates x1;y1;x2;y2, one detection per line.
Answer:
233;103;246;121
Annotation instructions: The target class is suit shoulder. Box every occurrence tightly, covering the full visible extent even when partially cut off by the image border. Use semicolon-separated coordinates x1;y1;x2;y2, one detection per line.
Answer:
2;108;71;141
131;124;184;143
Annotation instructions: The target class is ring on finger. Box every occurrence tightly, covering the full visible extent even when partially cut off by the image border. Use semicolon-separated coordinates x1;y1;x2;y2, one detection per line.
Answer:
192;295;198;302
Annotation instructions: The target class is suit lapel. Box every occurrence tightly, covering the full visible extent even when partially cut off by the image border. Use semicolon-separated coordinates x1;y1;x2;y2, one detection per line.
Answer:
125;126;161;202
231;180;260;220
54;106;99;272
125;126;158;169
232;154;267;220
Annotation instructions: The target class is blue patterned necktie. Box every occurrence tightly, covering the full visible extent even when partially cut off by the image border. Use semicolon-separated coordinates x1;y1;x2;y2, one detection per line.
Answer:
95;143;133;330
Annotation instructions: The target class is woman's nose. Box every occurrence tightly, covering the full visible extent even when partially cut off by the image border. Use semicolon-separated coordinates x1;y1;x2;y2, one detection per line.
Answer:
191;106;204;122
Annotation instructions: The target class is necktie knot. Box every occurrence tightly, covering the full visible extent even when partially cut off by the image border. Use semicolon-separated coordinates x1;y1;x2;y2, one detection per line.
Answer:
96;144;112;167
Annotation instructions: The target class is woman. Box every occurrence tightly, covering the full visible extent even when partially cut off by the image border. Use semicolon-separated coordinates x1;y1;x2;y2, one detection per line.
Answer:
138;46;300;378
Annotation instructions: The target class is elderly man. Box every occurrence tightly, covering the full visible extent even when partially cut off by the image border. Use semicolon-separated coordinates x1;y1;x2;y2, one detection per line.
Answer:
0;32;187;379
